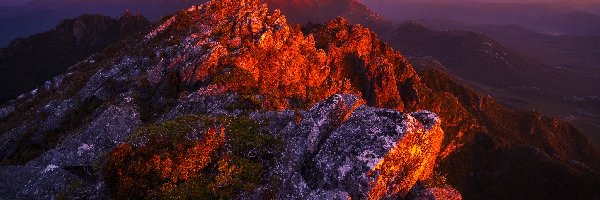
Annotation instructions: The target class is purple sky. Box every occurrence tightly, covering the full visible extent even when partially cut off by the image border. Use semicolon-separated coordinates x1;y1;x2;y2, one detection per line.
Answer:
360;0;597;3
3;0;598;7
0;0;33;6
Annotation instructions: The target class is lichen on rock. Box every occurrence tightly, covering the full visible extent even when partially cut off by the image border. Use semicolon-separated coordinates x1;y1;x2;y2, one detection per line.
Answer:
0;0;456;199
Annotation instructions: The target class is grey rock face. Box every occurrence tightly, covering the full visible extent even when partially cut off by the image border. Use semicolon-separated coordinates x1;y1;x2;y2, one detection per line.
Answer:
254;94;443;199
0;121;43;165
162;86;241;120
0;165;78;200
28;102;141;167
261;94;365;199
0;105;14;120
0;89;446;199
38;99;77;135
79;57;135;100
302;106;409;199
0;101;140;199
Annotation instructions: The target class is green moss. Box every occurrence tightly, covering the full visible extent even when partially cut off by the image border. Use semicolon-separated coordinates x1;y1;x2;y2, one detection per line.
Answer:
226;116;283;159
128;114;205;143
158;175;215;200
107;114;283;199
154;156;268;199
55;191;67;200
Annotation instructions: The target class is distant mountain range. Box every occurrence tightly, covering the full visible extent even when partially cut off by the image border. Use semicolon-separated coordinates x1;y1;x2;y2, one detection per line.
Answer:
419;18;600;79
0;0;202;46
264;0;390;30
361;0;600;36
0;13;151;103
387;22;584;92
2;0;599;143
0;0;599;199
383;21;600;145
257;0;600;144
5;0;599;47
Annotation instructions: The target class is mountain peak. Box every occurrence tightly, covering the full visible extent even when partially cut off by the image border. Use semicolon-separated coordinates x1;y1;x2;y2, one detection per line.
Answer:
140;0;418;110
1;0;599;199
0;0;446;198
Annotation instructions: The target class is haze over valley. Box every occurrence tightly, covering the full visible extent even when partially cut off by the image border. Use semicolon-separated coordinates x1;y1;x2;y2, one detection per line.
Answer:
0;0;599;199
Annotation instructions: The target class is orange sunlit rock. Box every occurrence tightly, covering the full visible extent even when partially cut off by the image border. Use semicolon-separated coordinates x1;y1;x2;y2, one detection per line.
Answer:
369;115;445;199
103;128;225;199
152;0;420;111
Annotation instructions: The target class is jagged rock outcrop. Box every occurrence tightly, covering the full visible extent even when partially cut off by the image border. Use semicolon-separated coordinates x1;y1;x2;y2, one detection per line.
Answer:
0;93;445;199
1;0;597;199
138;0;420;111
0;0;451;199
266;94;444;199
99;94;445;199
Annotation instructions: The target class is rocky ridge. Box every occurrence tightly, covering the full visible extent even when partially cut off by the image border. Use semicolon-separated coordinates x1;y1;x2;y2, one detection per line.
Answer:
264;1;600;198
0;0;599;199
0;0;454;199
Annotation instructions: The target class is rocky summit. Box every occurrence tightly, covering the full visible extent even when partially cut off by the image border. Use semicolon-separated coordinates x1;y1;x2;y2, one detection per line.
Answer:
0;0;451;199
0;0;598;199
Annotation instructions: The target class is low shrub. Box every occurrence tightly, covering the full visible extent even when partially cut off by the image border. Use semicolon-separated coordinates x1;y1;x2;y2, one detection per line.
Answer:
104;114;282;199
